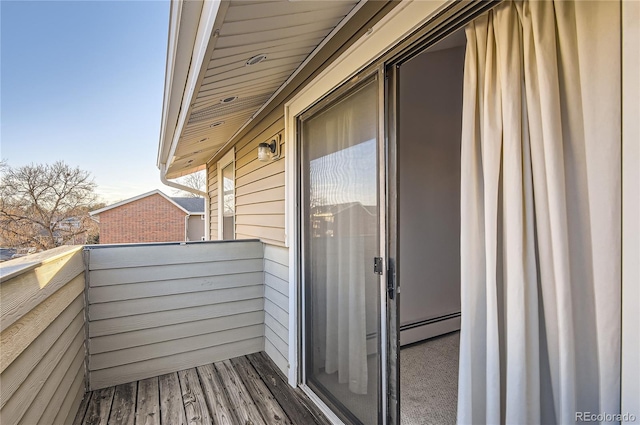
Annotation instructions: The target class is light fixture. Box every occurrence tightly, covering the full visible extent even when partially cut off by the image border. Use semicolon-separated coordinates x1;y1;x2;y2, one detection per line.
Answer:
258;135;281;162
199;137;209;142
246;54;267;66
210;121;225;128
220;96;237;104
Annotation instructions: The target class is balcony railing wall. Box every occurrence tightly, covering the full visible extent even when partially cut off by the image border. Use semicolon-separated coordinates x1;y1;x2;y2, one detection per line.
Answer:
263;244;291;375
1;246;87;425
85;240;266;390
0;239;276;424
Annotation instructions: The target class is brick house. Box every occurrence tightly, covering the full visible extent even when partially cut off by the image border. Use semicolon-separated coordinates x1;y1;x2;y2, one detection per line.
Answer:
90;190;205;244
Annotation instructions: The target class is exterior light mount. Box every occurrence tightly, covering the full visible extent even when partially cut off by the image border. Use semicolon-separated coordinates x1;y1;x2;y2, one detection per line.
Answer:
246;54;267;66
258;134;281;162
220;96;238;104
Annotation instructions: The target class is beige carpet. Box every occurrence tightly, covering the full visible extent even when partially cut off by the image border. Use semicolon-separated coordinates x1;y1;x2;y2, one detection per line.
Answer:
400;331;460;425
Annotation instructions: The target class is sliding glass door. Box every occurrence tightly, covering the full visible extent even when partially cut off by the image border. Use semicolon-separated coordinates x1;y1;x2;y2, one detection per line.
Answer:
299;75;383;425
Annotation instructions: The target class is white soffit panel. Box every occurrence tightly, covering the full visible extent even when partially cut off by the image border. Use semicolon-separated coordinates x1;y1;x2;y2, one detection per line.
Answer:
166;0;359;178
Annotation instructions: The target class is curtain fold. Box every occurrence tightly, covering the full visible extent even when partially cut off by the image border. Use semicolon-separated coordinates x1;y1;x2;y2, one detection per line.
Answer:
307;81;379;397
322;109;369;395
458;1;621;423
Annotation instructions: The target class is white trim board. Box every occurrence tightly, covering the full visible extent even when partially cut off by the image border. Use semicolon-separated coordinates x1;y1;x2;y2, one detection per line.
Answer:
622;0;640;421
161;0;223;174
157;0;200;167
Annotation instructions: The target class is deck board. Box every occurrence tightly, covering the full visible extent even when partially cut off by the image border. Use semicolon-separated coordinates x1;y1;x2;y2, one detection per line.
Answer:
247;352;332;425
108;382;137;425
78;353;327;425
231;356;292;425
84;387;115;425
178;368;213;425
196;364;237;425
214;359;265;424
72;391;92;425
159;372;187;425
135;377;160;425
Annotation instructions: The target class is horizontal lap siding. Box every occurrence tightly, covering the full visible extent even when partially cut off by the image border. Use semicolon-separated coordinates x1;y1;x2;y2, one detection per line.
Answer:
263;244;289;375
86;241;265;390
233;118;286;246
197;0;399;383
0;246;87;425
205;118;289;374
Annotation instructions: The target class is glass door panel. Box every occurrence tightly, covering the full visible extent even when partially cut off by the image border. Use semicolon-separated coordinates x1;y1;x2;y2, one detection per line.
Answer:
222;162;235;240
301;76;380;425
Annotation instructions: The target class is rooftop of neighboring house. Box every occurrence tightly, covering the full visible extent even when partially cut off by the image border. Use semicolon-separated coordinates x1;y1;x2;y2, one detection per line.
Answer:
171;197;205;214
89;189;205;216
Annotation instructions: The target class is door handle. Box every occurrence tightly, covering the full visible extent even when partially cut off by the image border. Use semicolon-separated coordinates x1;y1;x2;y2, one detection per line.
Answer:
374;257;384;275
387;258;396;300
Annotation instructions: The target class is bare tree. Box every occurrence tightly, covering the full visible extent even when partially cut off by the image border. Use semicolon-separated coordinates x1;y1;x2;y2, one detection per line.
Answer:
0;161;99;250
172;170;206;197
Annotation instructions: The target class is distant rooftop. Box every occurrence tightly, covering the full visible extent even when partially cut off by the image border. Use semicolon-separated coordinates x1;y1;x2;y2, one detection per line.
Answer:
90;190;205;216
171;197;205;214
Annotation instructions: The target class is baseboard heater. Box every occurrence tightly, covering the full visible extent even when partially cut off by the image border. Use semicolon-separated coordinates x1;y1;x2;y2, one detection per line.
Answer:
400;312;461;346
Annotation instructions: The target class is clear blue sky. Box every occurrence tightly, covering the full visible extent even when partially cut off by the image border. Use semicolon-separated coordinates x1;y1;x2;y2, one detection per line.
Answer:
1;0;174;203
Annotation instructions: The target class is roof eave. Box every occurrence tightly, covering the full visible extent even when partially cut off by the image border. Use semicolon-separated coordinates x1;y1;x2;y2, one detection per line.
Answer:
158;0;224;174
161;1;398;178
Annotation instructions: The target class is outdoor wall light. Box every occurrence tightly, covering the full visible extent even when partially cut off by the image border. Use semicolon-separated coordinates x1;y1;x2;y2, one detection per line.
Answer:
258;135;281;162
220;96;238;104
246;54;267;66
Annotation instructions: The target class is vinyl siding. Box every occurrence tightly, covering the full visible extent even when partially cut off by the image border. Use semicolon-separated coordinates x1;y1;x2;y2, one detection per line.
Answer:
263;244;289;375
186;214;205;241
207;122;286;245
85;241;265;390
0;246;87;425
198;3;401;376
192;2;405;379
204;112;290;377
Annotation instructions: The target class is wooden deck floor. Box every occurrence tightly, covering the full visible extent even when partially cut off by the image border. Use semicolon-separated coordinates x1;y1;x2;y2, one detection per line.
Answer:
73;352;330;425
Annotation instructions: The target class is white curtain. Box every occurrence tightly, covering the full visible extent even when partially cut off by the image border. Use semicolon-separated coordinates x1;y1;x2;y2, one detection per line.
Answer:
318;108;369;395
323;213;369;394
458;1;621;423
307;80;378;395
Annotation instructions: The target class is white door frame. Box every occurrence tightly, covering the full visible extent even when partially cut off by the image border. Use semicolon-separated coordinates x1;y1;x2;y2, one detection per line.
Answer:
621;1;640;420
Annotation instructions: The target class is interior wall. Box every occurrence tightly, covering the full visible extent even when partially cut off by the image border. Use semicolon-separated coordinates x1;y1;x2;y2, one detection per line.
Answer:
398;43;465;344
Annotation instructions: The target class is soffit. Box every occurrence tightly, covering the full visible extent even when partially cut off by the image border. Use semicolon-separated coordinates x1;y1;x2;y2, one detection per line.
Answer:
166;0;359;178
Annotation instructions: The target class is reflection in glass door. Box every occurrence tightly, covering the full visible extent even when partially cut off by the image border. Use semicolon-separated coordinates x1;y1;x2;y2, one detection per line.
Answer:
221;162;235;240
300;76;380;425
